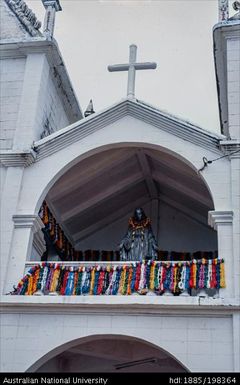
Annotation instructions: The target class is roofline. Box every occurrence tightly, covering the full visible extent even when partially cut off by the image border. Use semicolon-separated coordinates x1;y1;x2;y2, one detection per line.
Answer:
0;37;83;122
33;98;225;161
4;0;42;37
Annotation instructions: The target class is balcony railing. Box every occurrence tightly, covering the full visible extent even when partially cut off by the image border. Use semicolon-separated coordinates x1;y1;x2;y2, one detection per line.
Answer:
15;259;226;297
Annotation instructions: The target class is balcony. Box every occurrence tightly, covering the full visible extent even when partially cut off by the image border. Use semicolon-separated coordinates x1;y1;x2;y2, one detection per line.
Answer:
6;259;225;308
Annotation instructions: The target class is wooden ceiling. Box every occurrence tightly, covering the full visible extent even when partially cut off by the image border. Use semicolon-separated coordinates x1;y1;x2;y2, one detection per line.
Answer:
46;147;213;246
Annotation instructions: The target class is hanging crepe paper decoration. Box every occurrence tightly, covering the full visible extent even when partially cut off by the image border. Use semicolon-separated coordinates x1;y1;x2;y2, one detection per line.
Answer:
14;259;225;296
39;201;78;261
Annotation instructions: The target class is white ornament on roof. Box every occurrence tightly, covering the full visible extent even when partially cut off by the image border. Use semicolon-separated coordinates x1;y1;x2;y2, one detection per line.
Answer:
42;0;62;39
5;0;42;36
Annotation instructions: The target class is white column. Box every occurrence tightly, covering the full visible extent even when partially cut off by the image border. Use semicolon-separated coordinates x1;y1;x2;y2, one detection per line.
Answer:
208;211;234;300
233;313;240;371
13;53;50;150
230;155;240;302
42;0;62;39
220;144;240;302
0;167;24;294
3;215;44;294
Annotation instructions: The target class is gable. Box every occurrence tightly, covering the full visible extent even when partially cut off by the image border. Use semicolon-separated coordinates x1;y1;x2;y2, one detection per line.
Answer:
34;99;225;161
1;0;42;39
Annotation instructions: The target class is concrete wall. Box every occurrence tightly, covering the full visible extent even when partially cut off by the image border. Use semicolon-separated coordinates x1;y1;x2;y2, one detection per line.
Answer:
0;57;26;149
0;54;70;150
40;72;69;138
0;310;234;373
227;37;240;139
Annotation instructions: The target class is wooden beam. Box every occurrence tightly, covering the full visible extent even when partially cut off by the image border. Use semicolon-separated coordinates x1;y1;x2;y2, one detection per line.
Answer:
68;347;120;362
145;149;198;179
61;173;143;222
136;149;158;199
159;193;212;229
49;150;135;202
73;196;149;244
153;171;212;208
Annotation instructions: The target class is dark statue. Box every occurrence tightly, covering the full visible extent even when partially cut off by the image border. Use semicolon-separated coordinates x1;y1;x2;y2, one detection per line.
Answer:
119;208;159;261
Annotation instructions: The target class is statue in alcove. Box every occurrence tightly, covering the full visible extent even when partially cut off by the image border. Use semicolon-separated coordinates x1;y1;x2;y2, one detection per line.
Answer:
119;208;159;261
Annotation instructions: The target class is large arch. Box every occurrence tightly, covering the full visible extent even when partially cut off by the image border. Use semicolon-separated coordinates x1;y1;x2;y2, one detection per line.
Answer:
26;334;190;373
30;143;219;258
33;142;216;215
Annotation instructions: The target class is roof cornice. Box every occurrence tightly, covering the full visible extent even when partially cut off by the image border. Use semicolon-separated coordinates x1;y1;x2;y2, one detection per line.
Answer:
33;99;225;161
0;150;36;167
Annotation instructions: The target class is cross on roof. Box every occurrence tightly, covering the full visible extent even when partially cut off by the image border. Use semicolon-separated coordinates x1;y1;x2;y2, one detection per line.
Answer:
108;44;157;99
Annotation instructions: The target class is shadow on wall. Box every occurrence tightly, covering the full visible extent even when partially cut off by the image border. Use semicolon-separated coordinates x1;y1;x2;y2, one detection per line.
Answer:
34;336;188;373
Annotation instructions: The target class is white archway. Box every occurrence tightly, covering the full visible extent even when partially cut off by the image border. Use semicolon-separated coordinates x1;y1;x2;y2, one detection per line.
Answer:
26;334;190;373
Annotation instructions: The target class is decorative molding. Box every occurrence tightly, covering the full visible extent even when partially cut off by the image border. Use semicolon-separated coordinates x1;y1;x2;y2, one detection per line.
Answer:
220;140;240;158
12;215;44;233
208;210;233;229
42;0;62;12
5;0;42;37
218;0;229;22
0;150;36;167
33;99;224;161
230;1;240;20
1;295;239;313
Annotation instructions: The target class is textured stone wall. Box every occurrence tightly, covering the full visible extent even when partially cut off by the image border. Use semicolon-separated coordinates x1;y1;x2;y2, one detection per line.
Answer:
0;57;26;149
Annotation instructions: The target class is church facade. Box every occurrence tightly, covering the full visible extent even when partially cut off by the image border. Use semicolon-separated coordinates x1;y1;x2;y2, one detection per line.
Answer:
0;0;239;373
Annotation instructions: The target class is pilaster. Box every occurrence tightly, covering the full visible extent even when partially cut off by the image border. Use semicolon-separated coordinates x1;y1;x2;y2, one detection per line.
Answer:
13;53;50;150
3;215;44;294
0;167;24;294
208;210;234;299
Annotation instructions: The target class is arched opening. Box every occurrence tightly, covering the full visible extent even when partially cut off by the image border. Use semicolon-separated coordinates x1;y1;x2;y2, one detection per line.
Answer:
31;145;217;262
27;334;189;373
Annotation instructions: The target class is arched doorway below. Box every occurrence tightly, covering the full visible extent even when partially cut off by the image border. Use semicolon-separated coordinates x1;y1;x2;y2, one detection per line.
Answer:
34;335;188;373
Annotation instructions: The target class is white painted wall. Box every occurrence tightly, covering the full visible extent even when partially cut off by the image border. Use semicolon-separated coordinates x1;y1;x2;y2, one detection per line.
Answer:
0;54;71;150
0;310;234;373
0;58;26;149
40;73;69;137
227;38;240;139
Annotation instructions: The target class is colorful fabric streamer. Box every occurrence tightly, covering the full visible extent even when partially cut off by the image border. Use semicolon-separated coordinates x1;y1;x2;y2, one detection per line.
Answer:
15;259;225;296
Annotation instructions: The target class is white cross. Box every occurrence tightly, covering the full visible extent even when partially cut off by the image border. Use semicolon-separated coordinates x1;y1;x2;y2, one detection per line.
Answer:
108;44;157;99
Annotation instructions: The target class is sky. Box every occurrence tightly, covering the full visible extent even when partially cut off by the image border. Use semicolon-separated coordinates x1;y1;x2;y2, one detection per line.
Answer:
27;0;231;134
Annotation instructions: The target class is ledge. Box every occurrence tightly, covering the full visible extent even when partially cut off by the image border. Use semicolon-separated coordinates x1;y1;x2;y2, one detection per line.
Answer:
13;215;44;233
208;210;233;229
0;150;36;167
0;295;239;316
220;140;240;158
